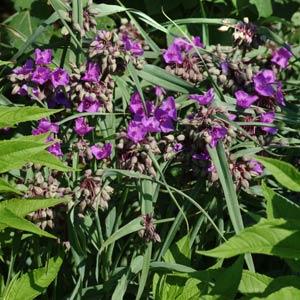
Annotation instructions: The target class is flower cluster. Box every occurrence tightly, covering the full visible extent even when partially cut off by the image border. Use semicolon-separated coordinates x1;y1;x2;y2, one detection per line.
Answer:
32;118;63;157
10;49;70;107
163;36;204;83
126;91;177;143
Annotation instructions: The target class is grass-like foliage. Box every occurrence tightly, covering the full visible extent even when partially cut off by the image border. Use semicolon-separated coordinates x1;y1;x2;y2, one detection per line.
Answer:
0;0;300;299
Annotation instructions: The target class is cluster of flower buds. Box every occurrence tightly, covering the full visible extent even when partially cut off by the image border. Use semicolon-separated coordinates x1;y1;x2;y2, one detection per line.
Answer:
89;29;144;72
118;19;149;51
181;89;236;151
163;36;204;83
32;118;63;156
208;157;264;189
70;62;115;112
138;214;161;243
25;170;71;230
74;169;114;213
116;131;159;177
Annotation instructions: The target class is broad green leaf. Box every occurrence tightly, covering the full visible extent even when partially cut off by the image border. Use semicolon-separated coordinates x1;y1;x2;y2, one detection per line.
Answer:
0;178;22;194
0;106;61;129
250;0;273;18
0;208;56;238
12;12;59;61
256;156;300;192
252;287;300;300
0;197;69;218
262;182;300;219
198;218;300;259
137;64;194;93
0;140;49;173
262;275;300;297
3;256;62;300
30;150;72;172
211;256;243;299
164;235;191;266
239;271;272;295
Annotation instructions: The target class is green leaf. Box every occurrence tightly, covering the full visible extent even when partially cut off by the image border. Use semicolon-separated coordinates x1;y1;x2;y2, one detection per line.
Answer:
90;4;127;17
262;182;300;219
0;106;62;129
3;256;63;300
0;139;49;173
100;217;143;252
252;287;300;300
137;64;194;93
30;150;72;172
211;256;243;299
136;243;152;300
239;270;272;295
250;0;273;18
0;208;56;238
256;156;300;192
208;144;254;271
0;197;69;219
198;218;300;259
0;178;22;194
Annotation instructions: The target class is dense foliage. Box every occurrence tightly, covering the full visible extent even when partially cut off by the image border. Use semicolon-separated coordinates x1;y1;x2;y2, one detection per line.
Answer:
0;0;300;299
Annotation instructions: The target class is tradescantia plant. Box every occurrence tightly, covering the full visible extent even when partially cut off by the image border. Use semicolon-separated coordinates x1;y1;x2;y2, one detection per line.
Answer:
0;0;300;299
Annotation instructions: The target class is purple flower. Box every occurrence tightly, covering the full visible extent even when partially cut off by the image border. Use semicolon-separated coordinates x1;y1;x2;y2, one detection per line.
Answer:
31;66;51;85
173;37;193;52
220;61;229;75
32;119;59;135
17;84;28;96
158;117;174;133
193;36;203;48
192;151;210;160
228;113;237;121
271;47;292;69
122;35;144;56
253;70;276;97
91;143;112;160
260;112;277;134
127;121;147;143
75;117;94;136
82;62;101;82
47;140;63;157
129;92;144;115
249;160;264;175
210;126;227;147
163;44;183;64
154;86;166;98
173;36;203;52
50;68;69;88
77;96;101;113
235;90;258;108
173;143;183;152
141;116;160;132
13;59;34;75
34;49;52;65
156;97;177;121
275;82;285;106
189;88;214;105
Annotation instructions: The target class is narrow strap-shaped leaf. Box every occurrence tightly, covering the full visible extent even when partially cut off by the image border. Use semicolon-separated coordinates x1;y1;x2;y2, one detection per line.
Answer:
208;143;255;271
